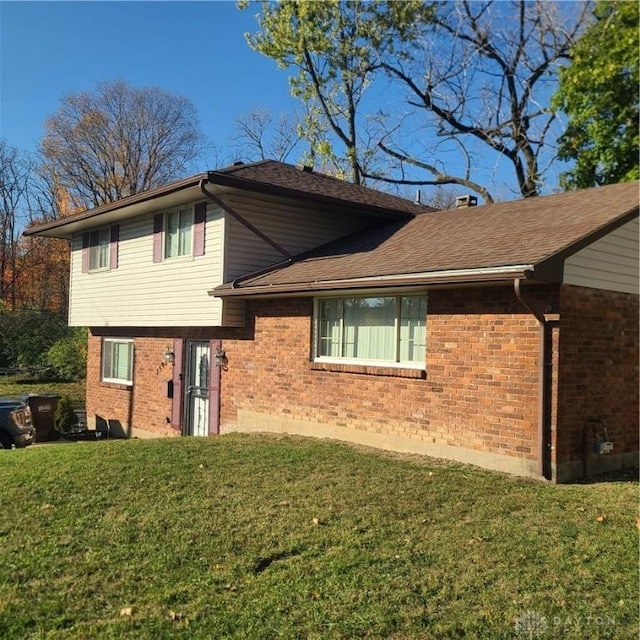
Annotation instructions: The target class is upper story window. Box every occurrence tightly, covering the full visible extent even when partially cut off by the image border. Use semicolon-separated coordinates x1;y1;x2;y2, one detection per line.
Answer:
82;225;119;272
153;202;206;263
89;229;110;270
314;294;427;367
165;207;193;258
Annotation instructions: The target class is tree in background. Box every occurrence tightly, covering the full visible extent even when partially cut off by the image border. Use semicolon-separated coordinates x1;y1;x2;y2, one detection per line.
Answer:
0;141;30;310
40;80;205;209
554;1;639;189
244;0;434;185
243;0;589;201
231;108;307;162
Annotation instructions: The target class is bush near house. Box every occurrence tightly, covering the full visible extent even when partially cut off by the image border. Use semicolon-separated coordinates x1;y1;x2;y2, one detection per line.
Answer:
0;312;86;382
0;435;636;639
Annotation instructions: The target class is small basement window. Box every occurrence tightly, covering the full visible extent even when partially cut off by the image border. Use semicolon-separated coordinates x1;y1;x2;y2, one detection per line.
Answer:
101;338;134;385
314;295;427;367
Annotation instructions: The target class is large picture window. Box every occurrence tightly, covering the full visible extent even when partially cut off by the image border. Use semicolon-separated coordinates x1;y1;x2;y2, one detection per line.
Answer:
101;338;134;384
315;295;427;366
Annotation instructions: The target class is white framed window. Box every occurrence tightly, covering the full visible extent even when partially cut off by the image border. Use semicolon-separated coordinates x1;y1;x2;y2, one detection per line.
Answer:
101;338;134;385
89;228;110;270
314;295;427;367
164;207;193;258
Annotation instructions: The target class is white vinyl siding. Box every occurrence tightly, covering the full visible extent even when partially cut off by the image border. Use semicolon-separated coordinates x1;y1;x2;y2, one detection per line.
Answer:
564;218;639;294
68;190;400;328
223;192;373;280
69;205;224;327
315;295;427;367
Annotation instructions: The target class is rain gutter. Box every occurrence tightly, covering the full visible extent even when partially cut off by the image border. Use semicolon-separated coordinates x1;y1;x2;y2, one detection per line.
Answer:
211;265;534;297
513;278;556;480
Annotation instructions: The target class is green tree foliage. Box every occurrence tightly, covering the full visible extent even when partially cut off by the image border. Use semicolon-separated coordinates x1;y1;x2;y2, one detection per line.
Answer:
243;0;435;184
0;310;67;371
554;1;639;189
243;1;588;200
46;327;87;381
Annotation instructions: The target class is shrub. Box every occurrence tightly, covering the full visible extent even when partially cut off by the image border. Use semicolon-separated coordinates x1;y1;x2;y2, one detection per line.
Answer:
0;310;68;371
46;327;87;380
54;395;79;435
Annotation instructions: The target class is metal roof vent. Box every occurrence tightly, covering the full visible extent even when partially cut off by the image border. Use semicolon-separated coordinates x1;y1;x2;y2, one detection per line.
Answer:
456;194;478;208
233;161;245;166
298;164;314;173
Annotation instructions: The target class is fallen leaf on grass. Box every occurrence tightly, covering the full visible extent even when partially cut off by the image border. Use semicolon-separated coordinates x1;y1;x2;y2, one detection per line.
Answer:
120;607;133;617
168;610;183;621
312;517;320;526
41;503;53;511
596;514;607;523
636;518;640;530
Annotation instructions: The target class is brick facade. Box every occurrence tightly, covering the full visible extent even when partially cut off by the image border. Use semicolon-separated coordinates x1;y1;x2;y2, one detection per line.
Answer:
554;285;639;480
84;283;638;481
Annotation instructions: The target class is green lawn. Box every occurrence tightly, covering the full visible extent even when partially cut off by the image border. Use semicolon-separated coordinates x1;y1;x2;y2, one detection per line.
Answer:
0;376;85;408
0;435;637;639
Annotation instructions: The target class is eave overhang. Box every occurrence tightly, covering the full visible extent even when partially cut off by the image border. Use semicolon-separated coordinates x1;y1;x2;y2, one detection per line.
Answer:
24;166;422;240
210;264;538;299
204;171;418;221
23;174;211;239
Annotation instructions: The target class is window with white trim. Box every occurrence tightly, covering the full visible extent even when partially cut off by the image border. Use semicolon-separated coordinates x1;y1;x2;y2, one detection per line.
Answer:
101;338;134;384
315;295;427;366
89;228;110;270
165;207;193;258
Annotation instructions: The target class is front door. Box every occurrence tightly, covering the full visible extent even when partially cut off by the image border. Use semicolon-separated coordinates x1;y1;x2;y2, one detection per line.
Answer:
183;341;210;437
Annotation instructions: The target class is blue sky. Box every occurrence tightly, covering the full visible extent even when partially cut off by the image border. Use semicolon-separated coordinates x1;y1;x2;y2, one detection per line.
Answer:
1;1;574;202
0;1;295;165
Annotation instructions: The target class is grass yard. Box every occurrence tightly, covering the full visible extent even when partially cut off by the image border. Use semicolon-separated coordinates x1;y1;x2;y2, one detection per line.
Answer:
0;376;85;408
0;435;637;639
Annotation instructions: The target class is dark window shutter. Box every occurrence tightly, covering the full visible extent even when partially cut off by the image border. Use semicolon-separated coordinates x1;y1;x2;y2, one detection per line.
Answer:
81;233;90;272
193;202;206;257
171;338;184;429
109;225;119;269
153;214;163;263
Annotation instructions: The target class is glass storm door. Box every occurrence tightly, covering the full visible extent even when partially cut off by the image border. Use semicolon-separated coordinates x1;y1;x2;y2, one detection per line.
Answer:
184;341;210;437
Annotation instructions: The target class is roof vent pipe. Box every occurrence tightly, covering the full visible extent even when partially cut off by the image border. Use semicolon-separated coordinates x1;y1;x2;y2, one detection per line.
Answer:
415;190;422;205
456;195;478;208
298;164;314;173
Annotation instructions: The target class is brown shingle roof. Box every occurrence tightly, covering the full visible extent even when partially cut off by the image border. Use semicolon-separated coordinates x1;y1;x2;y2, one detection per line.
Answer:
25;160;432;237
216;180;639;295
208;160;433;217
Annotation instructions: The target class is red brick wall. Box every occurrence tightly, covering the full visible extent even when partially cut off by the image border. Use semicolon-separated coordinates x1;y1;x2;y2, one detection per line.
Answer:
84;284;638;480
555;285;639;467
220;287;551;462
87;328;222;436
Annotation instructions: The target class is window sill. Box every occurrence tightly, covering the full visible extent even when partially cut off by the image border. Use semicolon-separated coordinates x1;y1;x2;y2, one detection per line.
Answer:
99;380;133;391
309;361;426;379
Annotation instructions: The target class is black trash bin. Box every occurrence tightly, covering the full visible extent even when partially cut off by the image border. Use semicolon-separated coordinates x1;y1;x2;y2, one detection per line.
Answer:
24;395;60;442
